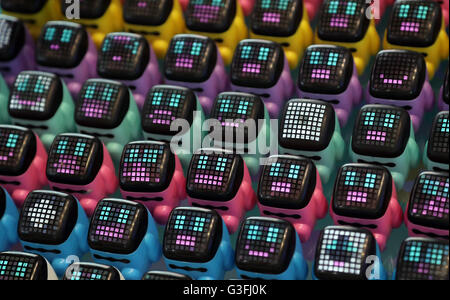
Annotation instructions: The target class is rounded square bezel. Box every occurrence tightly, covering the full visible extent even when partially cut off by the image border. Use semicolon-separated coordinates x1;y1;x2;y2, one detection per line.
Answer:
258;155;317;210
0;252;47;281
185;0;236;33
427;111;449;164
2;0;47;14
163;207;223;263
186;148;244;202
61;0;111;19
63;262;122;280
352;105;410;158
0;15;25;62
279;99;336;152
123;0;173;26
88;199;148;255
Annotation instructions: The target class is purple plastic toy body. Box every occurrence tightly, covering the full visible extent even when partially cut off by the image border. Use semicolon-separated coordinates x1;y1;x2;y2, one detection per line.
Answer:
36;21;97;99
230;39;294;118
164;34;229;115
0;15;35;87
297;45;362;127
97;32;162;109
366;50;434;132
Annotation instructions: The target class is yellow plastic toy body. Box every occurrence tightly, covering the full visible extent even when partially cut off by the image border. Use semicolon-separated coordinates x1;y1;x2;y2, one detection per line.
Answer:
314;0;380;75
249;0;313;70
61;0;123;48
383;0;449;80
123;0;185;59
1;0;62;39
185;0;247;65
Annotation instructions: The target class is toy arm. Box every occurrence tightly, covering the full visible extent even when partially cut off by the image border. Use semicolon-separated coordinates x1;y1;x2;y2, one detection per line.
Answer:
407;138;420;168
293;252;308;280
220;241;235;271
3;215;19;245
144;234;162;263
333;133;345;161
74;223;90;253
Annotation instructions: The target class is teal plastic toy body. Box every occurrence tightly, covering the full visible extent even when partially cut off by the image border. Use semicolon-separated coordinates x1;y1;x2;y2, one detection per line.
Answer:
74;79;142;165
349;105;419;191
0;75;10;124
279;99;345;184
8;71;76;149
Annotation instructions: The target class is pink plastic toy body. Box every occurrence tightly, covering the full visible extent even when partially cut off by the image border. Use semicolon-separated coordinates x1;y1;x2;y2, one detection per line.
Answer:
120;154;187;225
257;170;328;243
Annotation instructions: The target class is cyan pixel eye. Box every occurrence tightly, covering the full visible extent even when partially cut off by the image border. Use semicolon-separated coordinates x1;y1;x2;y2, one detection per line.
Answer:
408;172;449;231
317;0;370;42
369;50;426;101
164;34;217;83
36;22;88;69
163;207;223;263
18;191;78;245
186;149;244;201
142;271;191;280
298;45;353;94
352;105;410;158
185;0;236;33
427;112;449;165
210;92;264;143
1;0;47;14
250;0;303;37
0;125;36;177
123;0;173;26
258;156;316;210
63;262;122;280
61;0;111;19
333;164;392;219
98;33;150;81
396;238;449;280
387;0;442;47
119;141;175;193
46;134;103;185
8;71;63;121
75;79;130;129
314;226;376;280
0;252;48;280
279;99;335;152
235;217;296;274
231;40;284;88
88;199;148;254
0;15;25;62
141;85;196;136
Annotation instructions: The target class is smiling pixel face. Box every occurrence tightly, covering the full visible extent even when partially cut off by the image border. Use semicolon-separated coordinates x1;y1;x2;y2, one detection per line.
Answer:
0;252;48;280
123;0;173;26
8;72;63;121
18;191;78;245
427;112;449;164
298;45;353;94
210;93;264;143
98;33;150;81
88;199;148;254
75;80;129;130
63;263;122;280
36;22;88;69
258;156;316;210
46;134;103;185
165;35;217;83
333;164;392;219
314;226;376;280
0;126;36;177
231;40;284;88
236;217;295;274
0;16;25;62
61;0;111;19
396;238;449;280
279;99;335;152
1;0;48;14
163;207;222;263
352;105;410;158
186;149;244;201
119;141;175;193
408;172;449;231
185;0;236;33
250;0;303;37
142;86;196;136
388;0;442;47
318;0;370;42
370;51;426;101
